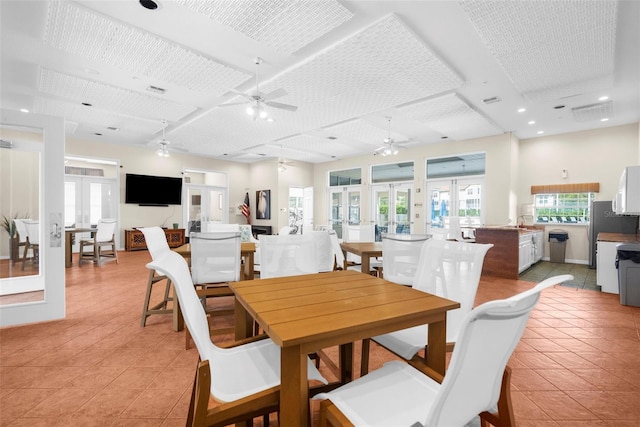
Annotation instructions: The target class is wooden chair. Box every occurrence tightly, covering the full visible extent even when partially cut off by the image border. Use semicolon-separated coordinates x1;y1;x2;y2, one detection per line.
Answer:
79;218;118;266
315;274;574;427
187;231;241;347
361;239;493;375
146;251;327;427
11;218;29;266
139;227;174;327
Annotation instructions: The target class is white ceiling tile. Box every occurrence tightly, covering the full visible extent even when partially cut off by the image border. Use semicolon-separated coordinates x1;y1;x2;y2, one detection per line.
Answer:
398;93;502;140
39;69;196;122
44;1;250;94
460;0;617;101
176;0;353;55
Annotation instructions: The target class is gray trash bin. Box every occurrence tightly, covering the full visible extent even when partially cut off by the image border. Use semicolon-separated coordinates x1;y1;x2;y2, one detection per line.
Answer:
548;230;569;263
616;243;640;307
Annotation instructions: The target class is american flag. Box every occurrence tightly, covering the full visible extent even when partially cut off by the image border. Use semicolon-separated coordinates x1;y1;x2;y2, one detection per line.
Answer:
241;192;251;224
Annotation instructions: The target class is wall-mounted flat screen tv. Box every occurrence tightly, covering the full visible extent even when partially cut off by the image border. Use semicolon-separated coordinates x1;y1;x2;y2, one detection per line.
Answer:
125;173;182;206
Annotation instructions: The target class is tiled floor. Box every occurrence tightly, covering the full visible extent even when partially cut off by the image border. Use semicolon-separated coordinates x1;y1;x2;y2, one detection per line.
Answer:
521;261;599;291
1;251;639;426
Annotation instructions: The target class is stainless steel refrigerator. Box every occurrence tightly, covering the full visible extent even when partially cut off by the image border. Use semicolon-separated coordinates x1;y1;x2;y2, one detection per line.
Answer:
588;200;639;268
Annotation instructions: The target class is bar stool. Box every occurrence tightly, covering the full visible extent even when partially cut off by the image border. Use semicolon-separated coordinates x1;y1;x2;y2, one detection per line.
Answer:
139;227;174;327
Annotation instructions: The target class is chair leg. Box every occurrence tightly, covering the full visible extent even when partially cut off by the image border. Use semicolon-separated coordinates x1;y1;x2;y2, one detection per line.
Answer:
360;338;371;376
187;359;211;427
480;366;515;427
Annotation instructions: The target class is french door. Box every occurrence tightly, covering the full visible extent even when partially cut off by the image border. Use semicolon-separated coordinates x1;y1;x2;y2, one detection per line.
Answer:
329;186;361;240
371;182;413;241
64;175;118;250
184;185;228;233
425;177;484;236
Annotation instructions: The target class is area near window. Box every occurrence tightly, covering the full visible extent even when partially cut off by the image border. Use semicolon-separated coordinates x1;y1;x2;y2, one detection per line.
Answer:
530;182;599;224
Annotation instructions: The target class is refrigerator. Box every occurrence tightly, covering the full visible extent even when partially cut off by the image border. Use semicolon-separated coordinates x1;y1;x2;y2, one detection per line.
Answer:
588;200;639;268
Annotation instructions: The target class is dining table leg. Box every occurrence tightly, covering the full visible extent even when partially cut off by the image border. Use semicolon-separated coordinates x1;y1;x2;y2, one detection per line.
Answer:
234;298;253;340
426;314;447;376
339;342;353;384
281;345;309;427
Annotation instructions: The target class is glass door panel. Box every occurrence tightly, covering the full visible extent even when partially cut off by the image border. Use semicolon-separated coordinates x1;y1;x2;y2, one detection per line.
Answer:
425;177;484;237
185;185;227;233
372;183;413;241
329;186;361;240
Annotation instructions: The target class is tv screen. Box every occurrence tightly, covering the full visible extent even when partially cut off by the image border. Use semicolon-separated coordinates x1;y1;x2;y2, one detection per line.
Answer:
125;173;182;206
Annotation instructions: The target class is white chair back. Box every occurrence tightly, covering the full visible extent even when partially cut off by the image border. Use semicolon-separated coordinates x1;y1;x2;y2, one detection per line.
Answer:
413;240;493;342
308;230;334;272
95;219;117;243
278;226;294;235
13;219;29;243
23;220;40;245
205;223;240;233
258;234;318;278
344;224;375;264
139;227;170;260
190;232;241;284
424;275;571;426
328;230;345;269
381;233;431;286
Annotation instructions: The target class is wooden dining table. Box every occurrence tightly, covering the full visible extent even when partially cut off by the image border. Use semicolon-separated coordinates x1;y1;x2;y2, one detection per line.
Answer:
340;241;383;273
230;269;460;426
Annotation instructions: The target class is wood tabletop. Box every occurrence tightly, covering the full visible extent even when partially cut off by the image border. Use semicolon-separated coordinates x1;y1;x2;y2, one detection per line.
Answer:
230;269;459;426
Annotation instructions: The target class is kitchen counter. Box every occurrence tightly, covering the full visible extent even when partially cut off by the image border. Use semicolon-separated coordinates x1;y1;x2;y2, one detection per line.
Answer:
475;226;545;279
596;232;640;294
597;232;640;243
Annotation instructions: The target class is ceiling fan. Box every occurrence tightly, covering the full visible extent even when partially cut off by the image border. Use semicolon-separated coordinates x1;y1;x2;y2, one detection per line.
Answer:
154;121;187;157
278;158;295;172
220;57;298;120
373;117;407;156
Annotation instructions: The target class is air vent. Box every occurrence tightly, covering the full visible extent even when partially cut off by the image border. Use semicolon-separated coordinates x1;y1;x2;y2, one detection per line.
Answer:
482;96;501;104
146;85;166;94
0;139;13;149
571;101;613;122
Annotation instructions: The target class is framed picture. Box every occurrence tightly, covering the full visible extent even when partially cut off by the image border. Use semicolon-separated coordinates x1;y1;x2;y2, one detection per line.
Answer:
256;190;271;219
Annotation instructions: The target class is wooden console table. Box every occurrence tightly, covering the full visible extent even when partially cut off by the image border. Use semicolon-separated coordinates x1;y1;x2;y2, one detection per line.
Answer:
125;228;185;251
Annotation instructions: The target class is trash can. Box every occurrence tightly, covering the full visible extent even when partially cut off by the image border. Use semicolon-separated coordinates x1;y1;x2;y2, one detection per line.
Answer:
548;230;569;263
616;243;640;307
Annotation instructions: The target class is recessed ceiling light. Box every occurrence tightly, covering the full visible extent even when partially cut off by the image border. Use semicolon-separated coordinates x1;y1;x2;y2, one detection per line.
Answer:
107;126;119;131
146;85;166;94
482;96;501;104
94;132;103;136
537;131;544;135
554;105;565;109
598;96;609;101
139;0;159;10
528;120;535;125
81;102;92;107
441;136;448;139
19;108;29;113
601;118;609;122
517;108;526;113
327;136;337;140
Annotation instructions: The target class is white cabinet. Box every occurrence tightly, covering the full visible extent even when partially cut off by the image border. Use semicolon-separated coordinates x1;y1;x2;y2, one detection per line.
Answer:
518;233;534;273
597;241;620;294
532;231;544;263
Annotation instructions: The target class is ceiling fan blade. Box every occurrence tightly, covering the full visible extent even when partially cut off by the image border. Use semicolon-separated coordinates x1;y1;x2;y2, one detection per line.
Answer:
170;146;188;153
265;101;298;112
262;88;288;101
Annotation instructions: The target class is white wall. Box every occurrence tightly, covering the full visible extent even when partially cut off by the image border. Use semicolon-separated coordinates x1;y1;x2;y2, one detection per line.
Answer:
518;123;639;263
65;137;251;246
312;123;639;264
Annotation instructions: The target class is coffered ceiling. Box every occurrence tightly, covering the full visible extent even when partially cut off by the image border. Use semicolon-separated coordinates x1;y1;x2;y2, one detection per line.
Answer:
1;0;638;163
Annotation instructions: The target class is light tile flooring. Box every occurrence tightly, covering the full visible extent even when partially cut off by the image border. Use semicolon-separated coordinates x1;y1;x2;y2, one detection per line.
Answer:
1;251;639;426
521;261;599;291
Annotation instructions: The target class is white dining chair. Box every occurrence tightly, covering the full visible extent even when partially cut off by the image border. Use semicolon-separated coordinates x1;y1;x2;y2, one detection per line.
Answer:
343;224;380;273
316;274;574;427
361;239;493;375
308;230;334;272
139;226;174;327
146;251;327;426
189;231;241;341
79;218;118;266
258;233;318;279
381;233;431;285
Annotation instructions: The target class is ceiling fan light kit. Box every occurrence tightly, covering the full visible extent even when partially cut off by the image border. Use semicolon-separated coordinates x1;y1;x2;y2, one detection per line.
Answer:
374;117;401;156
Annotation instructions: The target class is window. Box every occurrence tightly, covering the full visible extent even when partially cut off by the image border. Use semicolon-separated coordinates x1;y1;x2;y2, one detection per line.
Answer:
534;192;596;223
329;168;361;186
